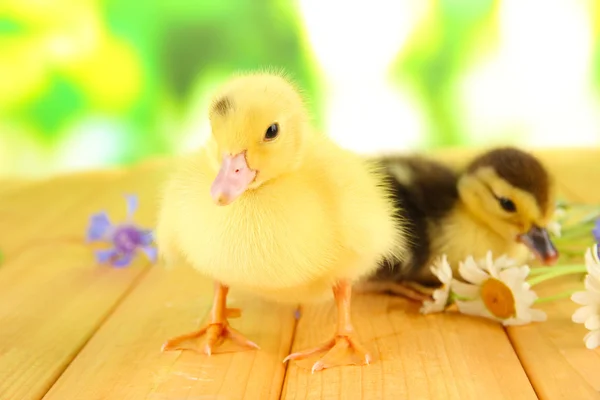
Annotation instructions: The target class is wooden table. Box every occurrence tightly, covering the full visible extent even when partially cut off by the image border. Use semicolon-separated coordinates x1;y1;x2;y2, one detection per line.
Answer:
0;149;598;400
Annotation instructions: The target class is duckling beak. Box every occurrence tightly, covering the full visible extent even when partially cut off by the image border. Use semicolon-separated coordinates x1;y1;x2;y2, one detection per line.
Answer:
517;225;559;265
210;152;256;206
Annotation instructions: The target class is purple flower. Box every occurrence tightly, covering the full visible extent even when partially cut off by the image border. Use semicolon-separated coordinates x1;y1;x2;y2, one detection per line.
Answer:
86;194;157;268
593;218;600;244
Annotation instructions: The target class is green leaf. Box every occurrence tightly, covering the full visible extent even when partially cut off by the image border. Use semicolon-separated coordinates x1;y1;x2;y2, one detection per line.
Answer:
0;17;25;34
390;0;496;148
16;73;86;142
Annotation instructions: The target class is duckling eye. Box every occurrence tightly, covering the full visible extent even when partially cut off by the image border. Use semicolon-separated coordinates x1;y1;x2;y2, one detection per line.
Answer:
499;197;517;213
264;123;279;141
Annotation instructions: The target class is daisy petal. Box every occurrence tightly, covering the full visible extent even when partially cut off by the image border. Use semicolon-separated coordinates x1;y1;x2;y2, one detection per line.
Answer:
430;255;452;284
455;299;490;319
87;212;112;242
499;266;529;286
95;248;117;264
572;305;596;323
458;259;488;285
583;330;600;349
495;254;516;270
125;194;138;220
420;299;442;314
585;247;600;278
584;275;600;295
485;251;500;277
527;308;547;323
451;279;479;298
571;291;598;306
547;221;561;237
585;314;600;331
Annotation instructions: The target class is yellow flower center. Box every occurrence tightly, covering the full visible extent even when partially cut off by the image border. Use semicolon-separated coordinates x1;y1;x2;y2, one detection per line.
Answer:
480;278;516;319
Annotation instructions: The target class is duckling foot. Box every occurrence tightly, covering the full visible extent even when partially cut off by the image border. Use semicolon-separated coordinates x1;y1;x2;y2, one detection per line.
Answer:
161;318;258;355
387;281;434;302
161;282;259;355
354;280;432;302
283;280;372;372
283;334;371;373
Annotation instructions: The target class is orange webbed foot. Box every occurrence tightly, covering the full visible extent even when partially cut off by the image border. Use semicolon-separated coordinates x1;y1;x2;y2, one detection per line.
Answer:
284;280;373;372
161;318;259;355
283;334;372;373
355;280;433;302
384;282;433;302
161;283;259;356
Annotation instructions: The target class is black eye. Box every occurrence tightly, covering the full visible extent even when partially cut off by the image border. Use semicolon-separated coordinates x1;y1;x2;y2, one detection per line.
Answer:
499;197;516;212
264;123;279;141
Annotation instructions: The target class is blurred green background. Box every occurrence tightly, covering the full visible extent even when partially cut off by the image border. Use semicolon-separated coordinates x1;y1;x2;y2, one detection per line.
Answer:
1;0;599;178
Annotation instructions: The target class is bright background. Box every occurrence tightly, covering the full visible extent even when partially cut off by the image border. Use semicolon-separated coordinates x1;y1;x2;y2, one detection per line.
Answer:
1;0;599;178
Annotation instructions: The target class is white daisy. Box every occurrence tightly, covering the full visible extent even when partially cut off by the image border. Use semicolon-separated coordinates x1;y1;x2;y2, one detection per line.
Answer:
420;255;452;314
571;244;600;349
547;221;562;238
452;251;547;326
547;207;566;238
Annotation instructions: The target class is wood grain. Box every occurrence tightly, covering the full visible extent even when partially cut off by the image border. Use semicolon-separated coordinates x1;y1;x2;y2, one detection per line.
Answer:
508;276;600;399
0;165;168;400
43;266;297;400
40;155;296;400
282;294;537;400
503;147;600;399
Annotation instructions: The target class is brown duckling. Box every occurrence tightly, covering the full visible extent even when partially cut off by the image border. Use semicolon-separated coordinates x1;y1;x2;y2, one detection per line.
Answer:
356;146;559;300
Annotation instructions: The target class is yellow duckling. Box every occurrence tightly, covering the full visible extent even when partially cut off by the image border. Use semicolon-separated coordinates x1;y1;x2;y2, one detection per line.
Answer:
155;71;408;371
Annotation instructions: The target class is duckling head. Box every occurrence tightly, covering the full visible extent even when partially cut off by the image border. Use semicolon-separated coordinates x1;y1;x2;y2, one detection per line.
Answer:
206;71;312;206
457;147;559;265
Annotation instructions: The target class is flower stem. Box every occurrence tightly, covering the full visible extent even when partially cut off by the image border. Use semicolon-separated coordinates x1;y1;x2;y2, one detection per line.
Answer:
448;291;469;302
556;225;594;240
529;263;586;276
558;249;589;257
527;264;587;286
528;267;554;276
534;289;579;304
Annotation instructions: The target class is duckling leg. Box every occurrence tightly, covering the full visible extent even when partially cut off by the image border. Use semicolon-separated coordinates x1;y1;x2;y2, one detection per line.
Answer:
161;282;259;355
283;280;371;372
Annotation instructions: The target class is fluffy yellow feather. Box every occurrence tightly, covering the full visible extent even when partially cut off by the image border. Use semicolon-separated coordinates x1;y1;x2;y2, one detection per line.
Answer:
155;71;407;371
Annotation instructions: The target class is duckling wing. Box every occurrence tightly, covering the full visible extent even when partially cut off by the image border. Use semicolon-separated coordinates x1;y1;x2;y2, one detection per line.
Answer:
371;156;460;284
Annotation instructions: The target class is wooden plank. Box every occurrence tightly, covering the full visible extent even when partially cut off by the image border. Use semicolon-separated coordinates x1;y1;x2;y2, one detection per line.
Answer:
0;177;36;198
500;149;600;399
5;148;599;399
507;276;600;399
0;166;168;400
42;266;297;400
40;154;294;400
282;294;537;399
0;169;128;253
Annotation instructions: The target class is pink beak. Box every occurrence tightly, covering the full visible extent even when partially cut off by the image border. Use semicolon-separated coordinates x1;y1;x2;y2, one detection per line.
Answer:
210;152;256;206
